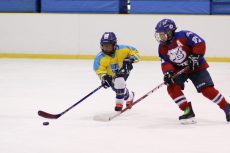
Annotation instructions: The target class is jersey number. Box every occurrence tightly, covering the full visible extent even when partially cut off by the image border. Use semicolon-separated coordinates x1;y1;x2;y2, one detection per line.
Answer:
110;63;120;74
192;36;202;44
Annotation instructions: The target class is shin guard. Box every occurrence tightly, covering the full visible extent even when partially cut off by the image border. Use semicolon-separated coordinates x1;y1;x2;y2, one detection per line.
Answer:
114;77;126;104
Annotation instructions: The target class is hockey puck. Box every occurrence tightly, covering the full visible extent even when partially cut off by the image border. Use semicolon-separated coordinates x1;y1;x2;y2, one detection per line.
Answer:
43;122;49;126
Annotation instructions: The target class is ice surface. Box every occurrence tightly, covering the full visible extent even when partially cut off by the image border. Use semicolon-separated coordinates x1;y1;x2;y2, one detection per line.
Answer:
0;59;229;153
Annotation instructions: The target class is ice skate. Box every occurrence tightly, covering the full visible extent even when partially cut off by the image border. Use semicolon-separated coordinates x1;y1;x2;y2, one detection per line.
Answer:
179;102;196;124
115;103;123;111
126;92;135;109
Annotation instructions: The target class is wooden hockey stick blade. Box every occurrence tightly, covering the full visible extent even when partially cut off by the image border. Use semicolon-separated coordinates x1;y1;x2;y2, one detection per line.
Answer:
38;110;61;119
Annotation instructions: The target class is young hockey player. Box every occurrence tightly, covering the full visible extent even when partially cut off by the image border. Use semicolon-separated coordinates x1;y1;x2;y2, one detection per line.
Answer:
94;32;140;111
154;18;230;123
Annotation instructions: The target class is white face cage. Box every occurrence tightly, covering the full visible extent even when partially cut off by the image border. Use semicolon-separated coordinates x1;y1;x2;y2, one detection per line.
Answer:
155;32;168;43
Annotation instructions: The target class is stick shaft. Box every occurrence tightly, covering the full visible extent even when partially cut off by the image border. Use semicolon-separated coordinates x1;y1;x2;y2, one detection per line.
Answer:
109;67;189;120
38;85;102;119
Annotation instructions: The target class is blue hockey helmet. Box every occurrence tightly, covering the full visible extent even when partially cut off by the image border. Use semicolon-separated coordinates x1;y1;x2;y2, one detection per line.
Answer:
155;19;177;44
100;32;117;55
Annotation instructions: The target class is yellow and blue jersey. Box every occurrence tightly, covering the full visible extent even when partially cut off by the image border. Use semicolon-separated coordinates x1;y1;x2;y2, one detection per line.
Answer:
93;44;140;79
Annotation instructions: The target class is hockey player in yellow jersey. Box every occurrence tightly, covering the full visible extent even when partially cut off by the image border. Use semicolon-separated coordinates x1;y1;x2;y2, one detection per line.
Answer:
93;32;140;111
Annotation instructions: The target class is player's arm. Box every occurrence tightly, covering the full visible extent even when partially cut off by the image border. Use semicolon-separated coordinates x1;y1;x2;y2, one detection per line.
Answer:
93;57;113;88
128;46;140;63
121;45;140;73
185;31;206;70
186;31;206;55
93;57;107;79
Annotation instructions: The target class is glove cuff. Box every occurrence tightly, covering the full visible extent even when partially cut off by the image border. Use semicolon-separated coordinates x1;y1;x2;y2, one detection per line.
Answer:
189;54;200;60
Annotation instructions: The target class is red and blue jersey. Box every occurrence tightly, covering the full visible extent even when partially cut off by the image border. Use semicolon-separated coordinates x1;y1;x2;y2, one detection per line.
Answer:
158;30;209;74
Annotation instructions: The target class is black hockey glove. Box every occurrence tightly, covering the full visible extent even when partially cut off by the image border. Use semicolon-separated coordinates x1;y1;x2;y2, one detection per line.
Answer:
123;57;134;73
101;74;113;89
188;54;200;71
164;71;175;86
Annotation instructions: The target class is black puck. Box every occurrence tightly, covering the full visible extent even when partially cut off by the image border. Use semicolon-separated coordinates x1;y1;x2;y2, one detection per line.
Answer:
43;122;49;126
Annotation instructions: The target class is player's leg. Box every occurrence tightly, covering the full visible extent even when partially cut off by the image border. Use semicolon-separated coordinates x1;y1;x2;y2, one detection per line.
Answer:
113;76;126;111
122;73;134;107
113;76;135;110
167;84;188;110
190;69;230;121
167;74;195;121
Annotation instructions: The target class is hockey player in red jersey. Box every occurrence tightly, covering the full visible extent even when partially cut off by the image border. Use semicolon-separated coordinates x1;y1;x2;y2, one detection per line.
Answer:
155;18;230;123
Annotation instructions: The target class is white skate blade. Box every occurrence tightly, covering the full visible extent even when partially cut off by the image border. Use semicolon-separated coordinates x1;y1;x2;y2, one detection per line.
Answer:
93;112;120;122
180;117;197;125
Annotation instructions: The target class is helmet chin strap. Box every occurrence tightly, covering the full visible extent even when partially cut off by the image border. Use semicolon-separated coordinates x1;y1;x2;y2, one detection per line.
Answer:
162;37;173;45
102;49;115;56
165;30;176;44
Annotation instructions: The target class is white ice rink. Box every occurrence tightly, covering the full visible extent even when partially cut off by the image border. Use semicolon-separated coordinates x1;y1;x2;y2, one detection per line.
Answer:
0;59;230;153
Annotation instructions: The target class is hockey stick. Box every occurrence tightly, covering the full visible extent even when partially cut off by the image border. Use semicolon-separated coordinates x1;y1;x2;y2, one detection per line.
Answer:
38;85;103;119
102;66;189;121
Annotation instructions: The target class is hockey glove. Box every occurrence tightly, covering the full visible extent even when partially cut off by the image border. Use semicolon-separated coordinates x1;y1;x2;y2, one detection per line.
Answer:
123;57;134;73
188;54;200;71
101;74;113;89
164;71;175;86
